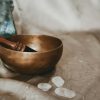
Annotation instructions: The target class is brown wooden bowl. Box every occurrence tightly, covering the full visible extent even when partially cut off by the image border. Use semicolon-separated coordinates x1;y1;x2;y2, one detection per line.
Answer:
0;35;63;75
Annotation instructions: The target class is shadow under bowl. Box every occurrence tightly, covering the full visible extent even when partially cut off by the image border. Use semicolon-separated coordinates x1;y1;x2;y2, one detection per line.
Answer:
0;35;63;75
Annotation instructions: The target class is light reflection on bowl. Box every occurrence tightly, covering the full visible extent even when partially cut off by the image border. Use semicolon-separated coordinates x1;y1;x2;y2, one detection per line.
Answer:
0;35;63;75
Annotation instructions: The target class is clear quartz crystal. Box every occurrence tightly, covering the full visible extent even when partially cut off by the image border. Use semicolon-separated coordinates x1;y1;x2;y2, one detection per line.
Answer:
37;83;52;91
51;76;64;87
55;88;76;98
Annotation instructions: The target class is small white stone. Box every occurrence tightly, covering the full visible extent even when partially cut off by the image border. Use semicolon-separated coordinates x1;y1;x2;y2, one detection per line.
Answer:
51;76;64;87
37;83;52;91
55;88;76;98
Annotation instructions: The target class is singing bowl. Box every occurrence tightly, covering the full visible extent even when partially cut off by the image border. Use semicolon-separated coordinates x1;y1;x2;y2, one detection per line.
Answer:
0;35;63;75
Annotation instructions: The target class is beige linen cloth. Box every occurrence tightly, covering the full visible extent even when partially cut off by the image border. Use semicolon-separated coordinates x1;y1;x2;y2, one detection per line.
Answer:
1;0;100;100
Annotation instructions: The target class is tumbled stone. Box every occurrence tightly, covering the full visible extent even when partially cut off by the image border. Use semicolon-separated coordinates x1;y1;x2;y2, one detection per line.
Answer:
37;83;52;91
55;87;76;98
51;76;64;87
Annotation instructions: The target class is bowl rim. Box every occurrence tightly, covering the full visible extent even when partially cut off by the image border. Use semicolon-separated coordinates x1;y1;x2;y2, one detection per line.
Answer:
0;35;63;54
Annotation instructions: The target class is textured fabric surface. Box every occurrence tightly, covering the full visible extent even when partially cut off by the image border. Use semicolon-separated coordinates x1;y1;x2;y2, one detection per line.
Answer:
26;32;100;100
0;0;100;100
0;32;100;100
13;0;100;35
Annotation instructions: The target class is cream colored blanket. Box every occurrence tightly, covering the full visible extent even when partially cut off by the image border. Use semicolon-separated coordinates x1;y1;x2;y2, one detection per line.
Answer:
1;0;100;100
13;0;100;35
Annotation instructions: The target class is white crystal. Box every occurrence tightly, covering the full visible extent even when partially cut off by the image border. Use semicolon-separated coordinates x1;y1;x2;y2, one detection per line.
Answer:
37;83;52;91
51;76;64;87
55;88;76;98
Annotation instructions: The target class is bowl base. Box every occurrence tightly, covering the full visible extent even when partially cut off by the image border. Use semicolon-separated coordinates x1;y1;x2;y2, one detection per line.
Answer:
0;59;33;81
0;59;56;83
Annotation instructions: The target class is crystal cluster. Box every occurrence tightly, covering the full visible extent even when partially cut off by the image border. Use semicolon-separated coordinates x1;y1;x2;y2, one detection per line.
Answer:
0;0;16;37
37;76;76;99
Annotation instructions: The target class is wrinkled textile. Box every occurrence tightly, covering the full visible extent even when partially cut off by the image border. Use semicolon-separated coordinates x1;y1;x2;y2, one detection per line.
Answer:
26;32;100;100
1;32;100;100
0;0;100;100
13;0;100;34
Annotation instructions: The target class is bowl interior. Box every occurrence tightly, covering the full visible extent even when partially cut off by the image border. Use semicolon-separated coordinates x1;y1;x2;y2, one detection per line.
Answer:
8;35;62;52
